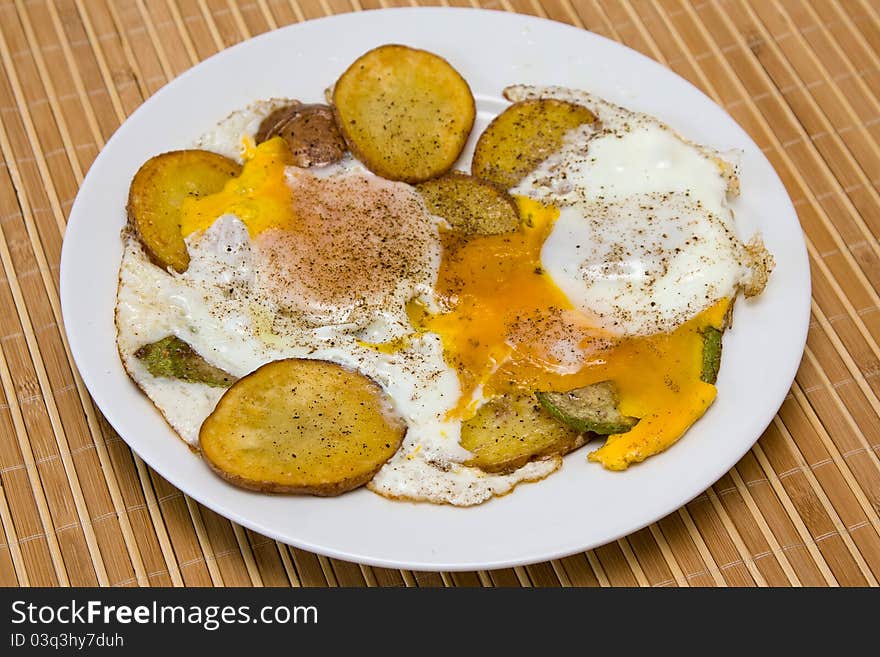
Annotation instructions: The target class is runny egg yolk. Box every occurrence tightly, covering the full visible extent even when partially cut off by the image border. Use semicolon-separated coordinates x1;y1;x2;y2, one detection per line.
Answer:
416;197;729;470
180;137;294;237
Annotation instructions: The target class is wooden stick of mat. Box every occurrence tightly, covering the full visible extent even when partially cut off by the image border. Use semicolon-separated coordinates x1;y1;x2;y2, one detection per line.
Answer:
809;300;880;422
285;0;308;24
44;0;103;148
771;416;877;585
672;505;725;586
163;0;200;65
317;555;339;586
559;553;609;587
852;0;880;75
790;377;880;551
231;525;264;586
276;542;302;586
723;466;802;586
182;497;223;586
0;477;29;585
287;547;331;586
648;525;689;587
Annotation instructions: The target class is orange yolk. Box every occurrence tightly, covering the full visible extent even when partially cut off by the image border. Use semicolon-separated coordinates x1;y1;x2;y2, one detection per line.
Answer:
416;197;729;470
180;137;295;237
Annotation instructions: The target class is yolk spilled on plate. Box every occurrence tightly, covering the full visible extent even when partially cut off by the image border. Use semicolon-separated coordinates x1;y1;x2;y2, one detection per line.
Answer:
415;197;728;470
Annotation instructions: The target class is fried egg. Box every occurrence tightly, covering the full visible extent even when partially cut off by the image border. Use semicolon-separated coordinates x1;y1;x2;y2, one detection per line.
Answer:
116;103;559;506
508;85;755;336
116;87;770;505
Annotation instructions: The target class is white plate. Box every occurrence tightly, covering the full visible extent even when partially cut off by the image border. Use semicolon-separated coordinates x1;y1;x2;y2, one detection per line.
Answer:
60;7;810;571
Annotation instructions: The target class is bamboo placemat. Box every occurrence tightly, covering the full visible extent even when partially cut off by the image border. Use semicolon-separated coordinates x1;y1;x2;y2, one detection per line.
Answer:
0;0;878;588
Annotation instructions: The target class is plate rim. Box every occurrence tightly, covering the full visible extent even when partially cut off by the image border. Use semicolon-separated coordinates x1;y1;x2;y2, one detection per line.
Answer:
60;6;811;571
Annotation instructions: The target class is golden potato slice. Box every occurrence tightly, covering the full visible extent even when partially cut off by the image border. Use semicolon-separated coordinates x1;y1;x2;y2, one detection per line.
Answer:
127;150;241;273
199;359;406;496
333;44;475;183
461;393;584;474
416;172;519;235
256;103;347;168
472;99;596;190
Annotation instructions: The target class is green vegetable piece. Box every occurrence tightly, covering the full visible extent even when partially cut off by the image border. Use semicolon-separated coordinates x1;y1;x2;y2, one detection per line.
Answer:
135;336;236;388
701;327;723;384
537;381;639;435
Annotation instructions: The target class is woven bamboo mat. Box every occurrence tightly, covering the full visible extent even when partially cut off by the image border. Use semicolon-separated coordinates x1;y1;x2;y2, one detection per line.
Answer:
0;0;878;588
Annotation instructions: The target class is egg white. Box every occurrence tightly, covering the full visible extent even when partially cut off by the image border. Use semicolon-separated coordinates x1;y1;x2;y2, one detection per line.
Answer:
509;85;759;336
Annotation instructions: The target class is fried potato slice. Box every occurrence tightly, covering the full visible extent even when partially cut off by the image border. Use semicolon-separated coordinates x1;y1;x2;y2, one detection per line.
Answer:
472;99;596;190
460;393;583;474
256;103;346;168
416;172;519;235
127;150;241;273
332;44;475;183
199;359;406;495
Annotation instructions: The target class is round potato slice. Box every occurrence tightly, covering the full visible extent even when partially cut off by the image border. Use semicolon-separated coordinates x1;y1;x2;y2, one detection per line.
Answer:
461;393;584;474
127;150;241;273
256;103;346;168
472;99;596;190
199;359;406;496
416;172;519;236
333;44;475;183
